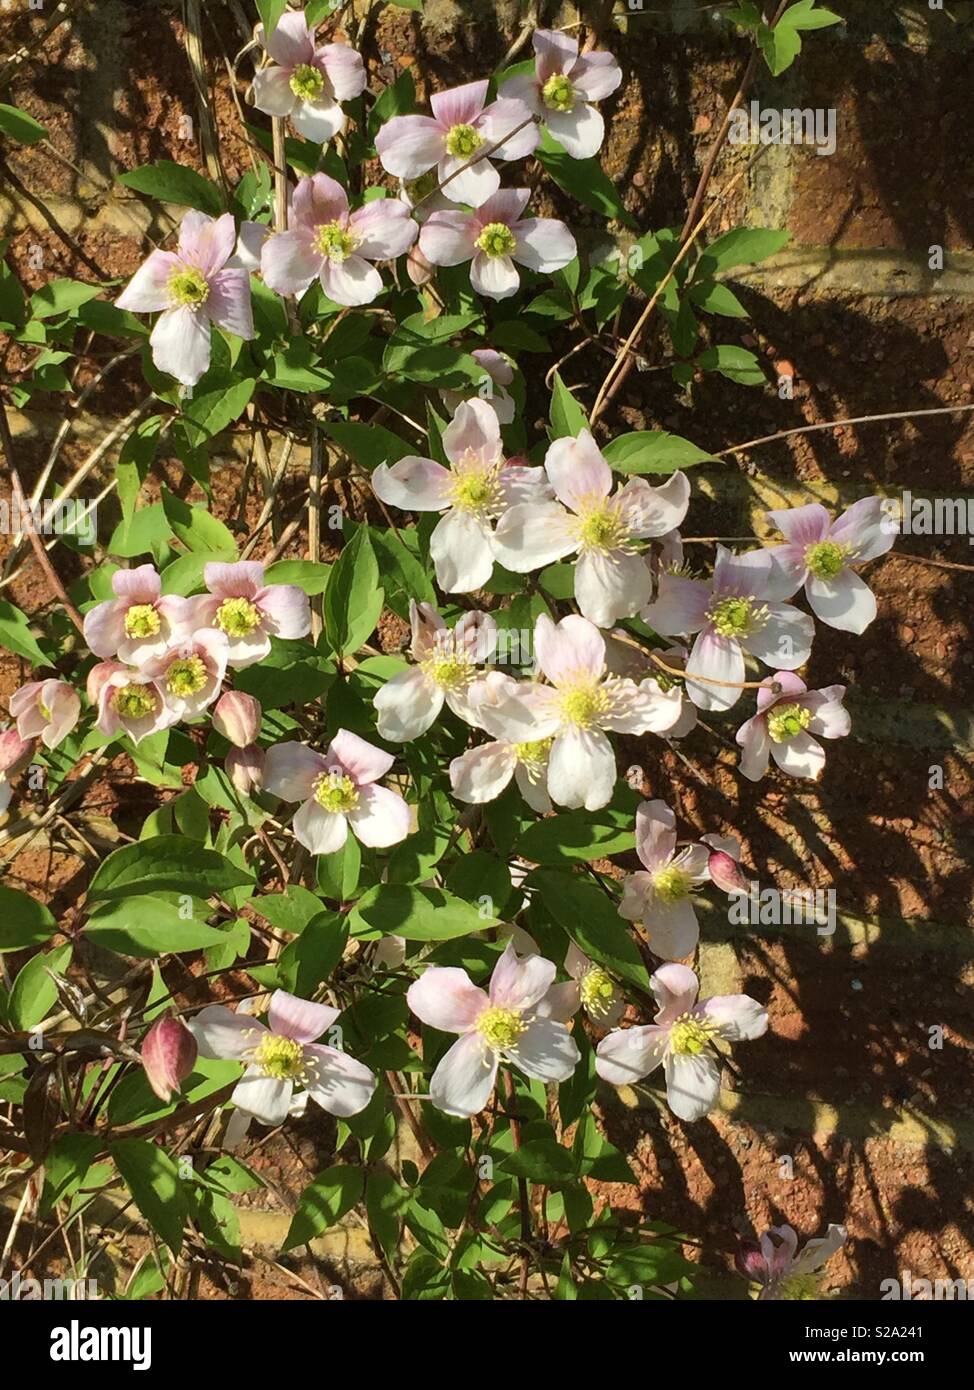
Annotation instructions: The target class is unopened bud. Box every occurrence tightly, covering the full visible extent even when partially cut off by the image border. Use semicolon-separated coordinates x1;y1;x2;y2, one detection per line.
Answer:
0;726;33;775
142;1013;197;1103
708;849;746;895
226;743;265;795
213;690;262;748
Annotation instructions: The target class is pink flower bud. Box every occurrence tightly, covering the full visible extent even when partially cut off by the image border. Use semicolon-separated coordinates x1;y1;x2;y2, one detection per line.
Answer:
213;690;262;748
141;1014;197;1103
0;726;33;775
406;243;434;286
708;848;746;895
226;743;265;796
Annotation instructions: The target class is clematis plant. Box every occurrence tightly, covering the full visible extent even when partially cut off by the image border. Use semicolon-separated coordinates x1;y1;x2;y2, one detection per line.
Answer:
499;28;622;158
736;672;850;781
374;603;500;742
449;670;553;812
420;188;576;300
9;679;79;751
736;1223;848;1301
251;11;366;143
83;564;189;665
186;561;311;668
87;662;175;746
765;498;895;634
618;799;716;961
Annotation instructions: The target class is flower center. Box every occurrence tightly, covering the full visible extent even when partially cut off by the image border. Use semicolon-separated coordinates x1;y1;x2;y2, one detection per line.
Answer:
476;221;517;259
111;683;159;720
804;539;847;580
669;1012;716;1056
253;1033;306;1081
449;463;502;516
653;864;693;904
542;74;576;113
707;595;763;639
314;220;356;262
124;603;161;640
574;500;628;554
445;122;483;159
216;596;262;638
168;267;209;307
313;771;359;814
423;652;474;692
580;966;616;1016
767;702;812;744
559;680;609;731
289;63;325;102
477;1005;525;1053
166;656;208;698
514;738;552;772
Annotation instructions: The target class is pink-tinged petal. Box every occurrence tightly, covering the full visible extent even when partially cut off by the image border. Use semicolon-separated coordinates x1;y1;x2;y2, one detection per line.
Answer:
204;560;265;598
757;669;806;711
472;347;514;387
259;10;313;66
618;869;654;924
179;211;236;277
603;676;682;735
115;250;182;312
407;966;488;1033
316;43;366;101
442;396;501;466
791;1225;848;1277
450;741;516;804
348;783;411;848
257;583;310;640
492;501;576;572
291;96;345;144
228;220;270;272
664;1051;721;1122
537;980;581;1024
651;962;699;1022
320;254;383;307
409;599;445;658
741;603;814;670
437;150;500;208
188;1004;262;1060
712;543;776;600
470;251;520;300
269;990;339;1043
544;430;611;510
113;563;162;602
736;713;770;782
478;186;532;224
766;502;831;547
635;798;677;872
497;461;550;505
489;941;556;1011
701;993;768;1042
231;1070;293;1125
513;217;576;274
533;28;579;80
496;72;542;115
149;305;211;386
327;727;394;785
419;210;478;266
642;571;711;635
429;509;495;592
349;198;418;259
205;267;254;340
468;672;542;742
535;612;605;686
570;50;623;102
807;570;877;634
262;741;328;802
617;471;691;539
547;727;615;810
83;599;126;659
646;898;700;961
595;1024;667;1086
372;455;452;512
261;229;321;297
545;102;604;159
430;79;489;128
512;1016;579;1082
765;541;808;594
40;682;80;749
251;65;297;118
476;97;540;160
565;941;592;981
429;1032;498;1116
302;1044;376;1117
291;172;348;228
770;730;826;780
805;688;850;740
685;628;745;712
375;667;441;742
829;495;895;561
376;114;445;179
573;550;649;627
292;798;348;854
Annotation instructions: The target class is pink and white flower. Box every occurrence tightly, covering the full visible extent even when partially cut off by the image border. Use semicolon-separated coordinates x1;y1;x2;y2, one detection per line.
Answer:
251;11;365;144
83;564;190;666
736;671;850;782
493;430;690;627
509;614;683;811
618;799;714;960
189;989;376;1125
736;1223;847;1301
449;670;553;812
376;79;539;208
261;174;417;307
263;728;410;855
0;725;34;815
765;498;895;634
440;348;516;426
372;398;549;592
406;942;580;1117
420;187;576;301
116;211;254;387
498;29;622;160
374;603;498;742
642;545;814;712
9;679;80;751
186;560;310;669
212;690;262;748
541;943;625;1029
87;661;176;746
142;629;229;721
595;962;767;1122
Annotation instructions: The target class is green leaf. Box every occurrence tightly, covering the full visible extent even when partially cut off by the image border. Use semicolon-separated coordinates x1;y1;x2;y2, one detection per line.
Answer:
0;886;57;953
277;911;349;996
111;1138;189;1256
696;344;765;385
0;103;48;145
536;129;636;229
85;897;230;957
252;886;324;936
368;67;416;138
350;885;495;941
180;375;255;444
323;420;413;472
256;0;288;37
39;1135;103;1216
88;836;253;902
0;599;50;665
549;371;589;439
116;416;163;525
28;278;102;320
263;559;331;595
161;489;238;554
528;869;648;993
324;524;383;657
696;227;790;274
107;502;173;560
366;1170;411;1261
518;812;636;865
500;1139;577;1186
601;430;715;474
687;280;748;318
8;943;73;1030
283;1165;363;1251
118;160;223;216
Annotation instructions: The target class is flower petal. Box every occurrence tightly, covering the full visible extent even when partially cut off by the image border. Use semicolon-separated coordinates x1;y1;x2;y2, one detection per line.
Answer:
292;798;349;854
231;1070;293;1126
320;254;383;306
261;741;327;802
491;501;577;572
807;570;877;634
149;306;211;386
547;726;616;810
376;114;445;179
685;628;745;712
349;199;418;261
407;966;488;1033
470;251;520;300
489;941;556;1011
512;1017;579;1082
115;250;181;312
429;509;495;592
205;268;254;340
268;990;339;1043
375;666;441;742
327;728;395;784
419;210;478;266
316;43;366;102
701;993;768;1042
545;102;604;159
302;1044;376;1117
595;1025;667;1085
449;741;516;803
188;1004;262;1060
429;1032;498;1116
259;10;313;66
534;612;605;686
513;217;577;273
347;783;411;847
251;64;297;118
664;1051;721;1122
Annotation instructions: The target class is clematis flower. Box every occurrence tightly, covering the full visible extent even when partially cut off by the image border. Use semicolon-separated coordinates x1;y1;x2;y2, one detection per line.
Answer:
116;211;254;387
736;671;850;782
406;941;580;1117
374;603;498;742
509;614;683;811
420;187;576;301
736;1223;847;1301
372;399;549;592
493;430;690;627
765;498;895;635
9;679;80;751
376;79;538;208
87;661;175;746
440;348;516;426
603;635;697;740
0;726;34;815
141;630;229;722
227;220;272;273
541;943;625;1029
263;728;410;855
642;544;814;712
226;743;265;797
212;690;262;748
261;174;417;307
449;670;553;812
186;561;310;669
498;28;622;160
141;1014;197;1105
703;835;747;895
595;962;767;1122
83;564;190;666
251;10;365;143
189;989;376;1125
618;800;716;960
